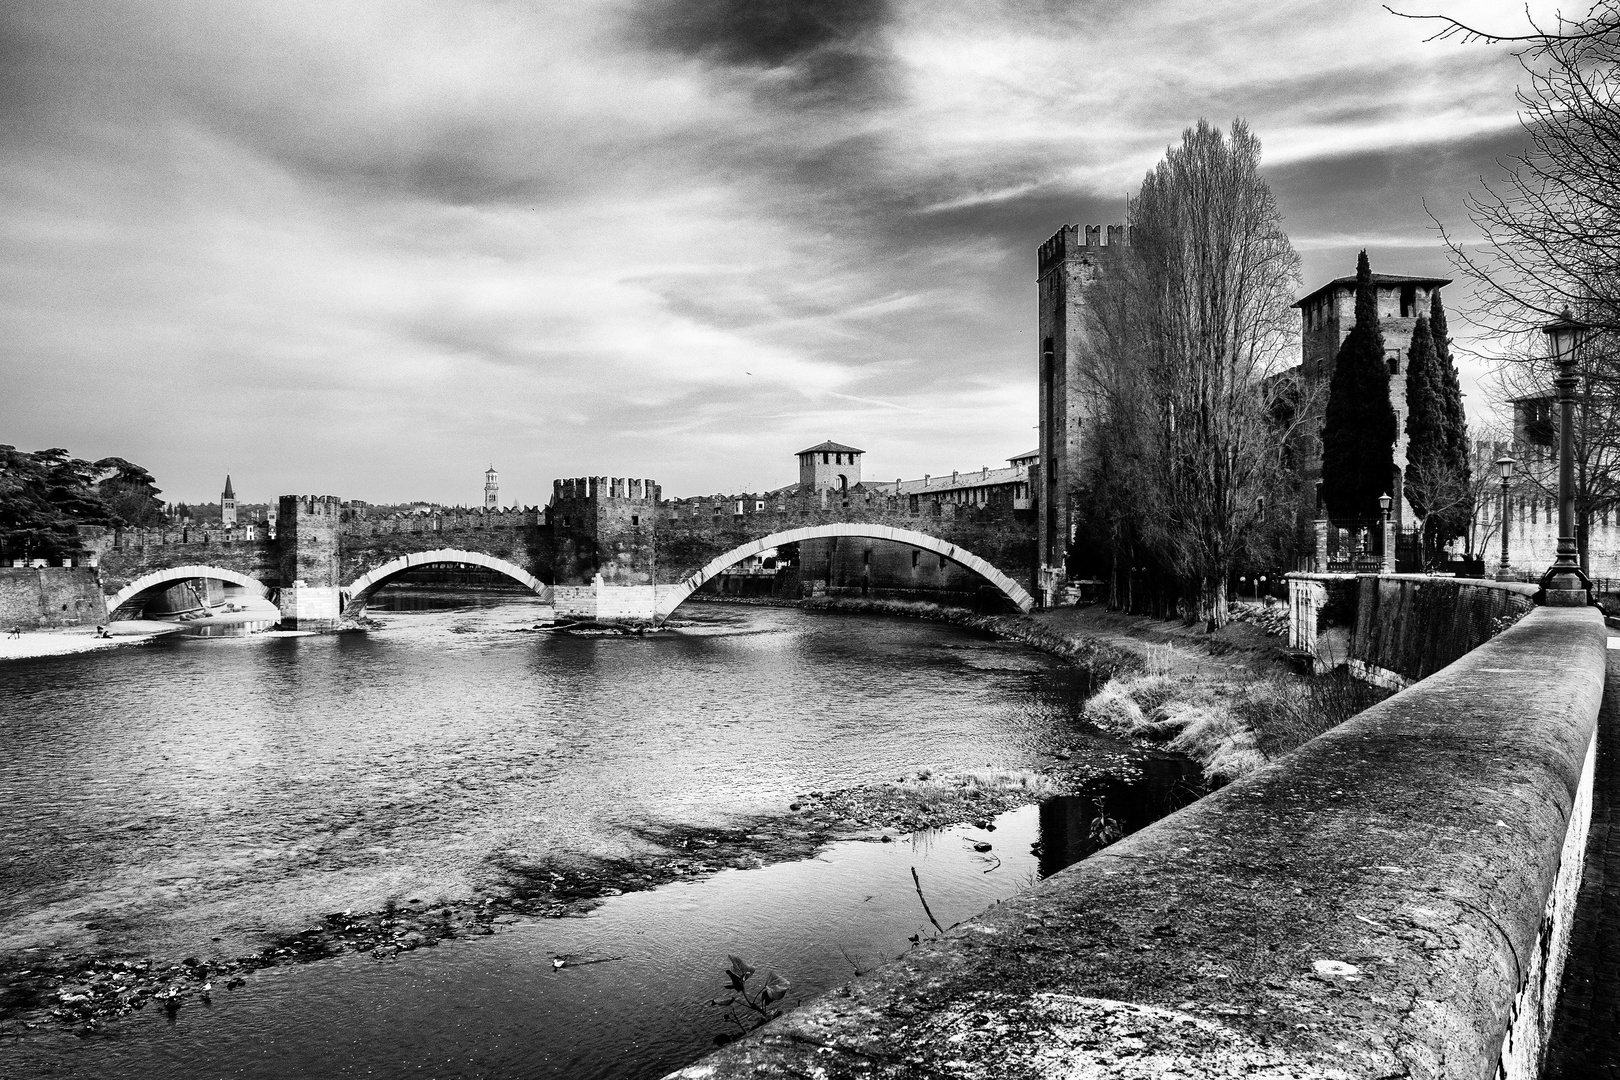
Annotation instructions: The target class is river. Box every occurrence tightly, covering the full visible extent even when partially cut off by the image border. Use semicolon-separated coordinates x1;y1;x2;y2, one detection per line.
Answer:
0;593;1196;1078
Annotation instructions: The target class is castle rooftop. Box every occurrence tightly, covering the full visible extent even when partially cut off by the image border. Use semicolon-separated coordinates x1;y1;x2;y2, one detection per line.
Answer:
797;440;864;456
1292;273;1451;309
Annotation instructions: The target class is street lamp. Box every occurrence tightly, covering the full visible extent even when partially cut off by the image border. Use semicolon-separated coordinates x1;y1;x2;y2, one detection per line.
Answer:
1495;456;1515;576
1540;309;1593;602
1378;492;1393;572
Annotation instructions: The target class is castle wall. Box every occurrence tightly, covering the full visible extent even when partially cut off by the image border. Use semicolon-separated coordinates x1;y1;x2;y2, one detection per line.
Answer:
83;523;278;596
0;567;108;629
336;507;545;586
656;484;1035;597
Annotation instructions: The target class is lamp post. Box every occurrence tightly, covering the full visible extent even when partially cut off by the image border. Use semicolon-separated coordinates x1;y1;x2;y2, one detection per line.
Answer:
1495;456;1515;577
1378;492;1394;573
1540;309;1593;603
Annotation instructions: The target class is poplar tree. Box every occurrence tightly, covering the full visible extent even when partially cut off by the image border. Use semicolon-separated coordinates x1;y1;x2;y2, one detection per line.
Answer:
1080;119;1300;629
1320;251;1396;521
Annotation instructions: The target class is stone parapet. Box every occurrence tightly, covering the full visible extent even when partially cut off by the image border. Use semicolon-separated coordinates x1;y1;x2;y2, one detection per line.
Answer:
668;606;1607;1080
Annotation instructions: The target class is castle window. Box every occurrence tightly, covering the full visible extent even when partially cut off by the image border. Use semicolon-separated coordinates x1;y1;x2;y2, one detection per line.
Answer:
1388;350;1400;375
1400;285;1416;317
631;515;639;526
908;494;919;513
823;453;829;464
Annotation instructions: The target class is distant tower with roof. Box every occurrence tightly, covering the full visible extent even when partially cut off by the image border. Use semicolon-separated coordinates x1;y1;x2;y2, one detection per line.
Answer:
1292;270;1452;525
484;465;499;509
797;441;864;494
221;475;237;526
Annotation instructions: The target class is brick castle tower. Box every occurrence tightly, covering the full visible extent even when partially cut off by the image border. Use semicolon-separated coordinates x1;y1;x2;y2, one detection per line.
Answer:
1035;223;1130;596
548;476;660;585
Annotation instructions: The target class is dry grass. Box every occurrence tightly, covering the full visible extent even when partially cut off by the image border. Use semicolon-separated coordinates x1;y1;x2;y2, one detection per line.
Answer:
1083;668;1389;784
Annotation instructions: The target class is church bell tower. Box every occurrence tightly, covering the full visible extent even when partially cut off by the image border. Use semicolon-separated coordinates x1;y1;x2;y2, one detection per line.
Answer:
484;465;499;509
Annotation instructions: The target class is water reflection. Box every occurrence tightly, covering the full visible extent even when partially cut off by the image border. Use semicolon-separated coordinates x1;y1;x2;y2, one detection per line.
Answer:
1036;760;1204;878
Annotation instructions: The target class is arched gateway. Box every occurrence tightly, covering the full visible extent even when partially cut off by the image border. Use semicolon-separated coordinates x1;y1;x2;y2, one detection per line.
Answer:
107;565;271;617
342;548;549;615
655;523;1034;624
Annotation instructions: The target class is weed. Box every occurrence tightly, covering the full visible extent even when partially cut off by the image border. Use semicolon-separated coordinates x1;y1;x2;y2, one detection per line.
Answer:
709;955;790;1045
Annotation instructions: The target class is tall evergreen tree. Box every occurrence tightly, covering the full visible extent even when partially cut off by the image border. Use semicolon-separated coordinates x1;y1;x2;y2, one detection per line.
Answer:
1403;316;1447;520
1320;251;1396;521
1429;290;1473;532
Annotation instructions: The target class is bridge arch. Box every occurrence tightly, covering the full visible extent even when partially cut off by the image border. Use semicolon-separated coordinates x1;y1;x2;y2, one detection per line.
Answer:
108;565;271;617
654;524;1034;623
343;548;549;615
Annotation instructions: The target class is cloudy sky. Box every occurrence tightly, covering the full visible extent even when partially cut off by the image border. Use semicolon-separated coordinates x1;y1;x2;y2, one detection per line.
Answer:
0;0;1568;505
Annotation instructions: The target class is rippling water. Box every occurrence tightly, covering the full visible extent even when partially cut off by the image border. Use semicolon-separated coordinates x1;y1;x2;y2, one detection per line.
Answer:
0;594;1178;1078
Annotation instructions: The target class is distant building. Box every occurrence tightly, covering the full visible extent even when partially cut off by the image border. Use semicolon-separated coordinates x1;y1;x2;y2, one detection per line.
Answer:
484;465;499;509
797;441;864;494
1292;271;1451;525
868;454;1033;513
221;475;236;526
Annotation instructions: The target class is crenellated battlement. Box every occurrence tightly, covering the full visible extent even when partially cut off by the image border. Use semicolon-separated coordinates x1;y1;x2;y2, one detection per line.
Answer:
1037;222;1132;277
280;494;343;518
553;477;660;503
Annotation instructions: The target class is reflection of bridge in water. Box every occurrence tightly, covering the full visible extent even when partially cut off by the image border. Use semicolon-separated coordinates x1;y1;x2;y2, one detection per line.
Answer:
86;471;1034;628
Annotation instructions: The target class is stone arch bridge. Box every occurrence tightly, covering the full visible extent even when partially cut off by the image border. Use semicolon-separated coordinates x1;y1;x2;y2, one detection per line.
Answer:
84;480;1034;628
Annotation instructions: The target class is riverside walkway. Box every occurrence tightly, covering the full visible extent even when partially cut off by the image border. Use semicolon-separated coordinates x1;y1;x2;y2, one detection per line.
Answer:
1546;637;1620;1077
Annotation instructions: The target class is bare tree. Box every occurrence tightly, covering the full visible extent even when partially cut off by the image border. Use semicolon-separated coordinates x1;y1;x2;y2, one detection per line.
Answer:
1083;120;1301;629
1393;3;1620;334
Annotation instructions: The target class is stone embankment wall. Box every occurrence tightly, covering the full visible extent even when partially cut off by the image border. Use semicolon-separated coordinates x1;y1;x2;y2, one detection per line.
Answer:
0;567;108;629
1288;573;1537;687
670;606;1607;1080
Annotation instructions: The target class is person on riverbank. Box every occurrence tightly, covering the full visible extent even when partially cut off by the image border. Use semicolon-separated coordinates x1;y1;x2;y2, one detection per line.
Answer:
6;625;18;639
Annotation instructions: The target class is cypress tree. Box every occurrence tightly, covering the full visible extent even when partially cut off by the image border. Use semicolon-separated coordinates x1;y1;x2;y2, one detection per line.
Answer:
1430;289;1473;532
1403;316;1449;521
1320;251;1397;521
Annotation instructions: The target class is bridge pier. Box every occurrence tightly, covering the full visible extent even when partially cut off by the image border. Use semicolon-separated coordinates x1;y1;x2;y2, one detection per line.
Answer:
278;582;342;631
552;575;659;622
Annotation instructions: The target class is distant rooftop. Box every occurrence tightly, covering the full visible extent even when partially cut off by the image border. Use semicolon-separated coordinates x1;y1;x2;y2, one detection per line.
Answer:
1293;273;1452;309
797;441;865;456
1009;449;1038;464
869;463;1029;497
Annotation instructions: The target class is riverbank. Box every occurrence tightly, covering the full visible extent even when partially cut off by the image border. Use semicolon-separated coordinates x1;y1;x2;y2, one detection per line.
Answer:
799;595;1381;784
0;621;183;661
